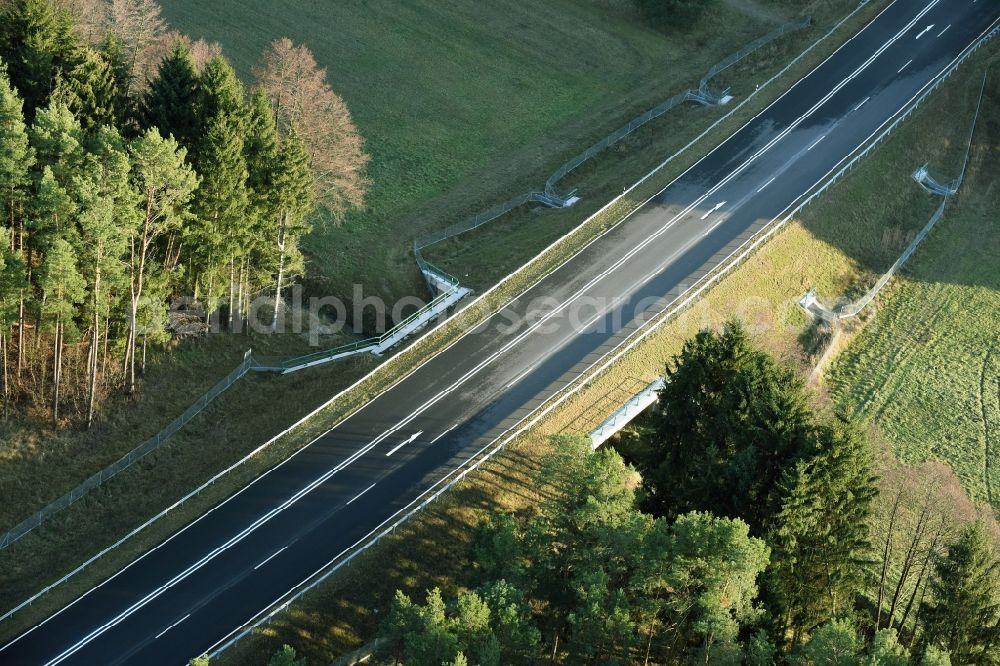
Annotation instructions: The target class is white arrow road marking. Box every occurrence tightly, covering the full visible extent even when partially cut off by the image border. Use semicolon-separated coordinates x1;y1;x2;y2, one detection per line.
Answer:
386;432;423;457
154;614;190;640
915;24;934;39
699;201;726;220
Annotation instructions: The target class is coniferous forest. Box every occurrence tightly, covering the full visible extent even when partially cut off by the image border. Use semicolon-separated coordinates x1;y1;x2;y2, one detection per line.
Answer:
0;0;368;428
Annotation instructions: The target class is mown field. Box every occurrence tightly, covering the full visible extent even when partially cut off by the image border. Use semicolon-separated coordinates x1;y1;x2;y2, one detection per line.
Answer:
826;71;1000;506
159;0;819;307
207;28;1000;666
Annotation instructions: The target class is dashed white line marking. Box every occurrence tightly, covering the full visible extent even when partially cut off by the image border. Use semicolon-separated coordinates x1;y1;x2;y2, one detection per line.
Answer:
898;59;913;73
154;614;190;640
915;24;934;39
854;96;871;111
808;135;826;151
386;432;422;457
506;365;538;389
937;24;950;38
430;425;458;444
757;176;777;192
253;547;287;571
346;483;377;505
699;201;726;220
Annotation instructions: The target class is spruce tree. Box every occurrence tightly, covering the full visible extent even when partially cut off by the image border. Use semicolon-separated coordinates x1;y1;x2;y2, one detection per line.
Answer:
640;319;815;528
767;419;877;643
269;126;314;330
142;42;199;149
918;522;1000;664
0;0;80;120
62;48;118;130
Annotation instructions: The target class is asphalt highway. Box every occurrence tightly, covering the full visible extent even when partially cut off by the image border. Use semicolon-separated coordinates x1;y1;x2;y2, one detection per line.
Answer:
3;0;998;663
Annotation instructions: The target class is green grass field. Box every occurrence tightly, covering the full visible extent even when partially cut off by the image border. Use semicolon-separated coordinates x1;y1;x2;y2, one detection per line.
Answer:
158;0;817;309
826;72;1000;506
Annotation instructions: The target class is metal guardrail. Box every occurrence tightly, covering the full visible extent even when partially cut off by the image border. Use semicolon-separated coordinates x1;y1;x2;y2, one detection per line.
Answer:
411;16;813;282
0;281;472;551
800;64;992;322
0;352;255;550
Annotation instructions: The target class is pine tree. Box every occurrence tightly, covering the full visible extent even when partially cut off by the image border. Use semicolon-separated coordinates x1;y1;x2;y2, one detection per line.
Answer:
30;100;85;187
190;110;247;327
241;86;280;329
78;126;131;426
142;42;199;149
0;0;80;120
0;62;34;232
0;63;34;383
38;237;84;427
0;226;26;419
127;128;197;394
917;522;1000;664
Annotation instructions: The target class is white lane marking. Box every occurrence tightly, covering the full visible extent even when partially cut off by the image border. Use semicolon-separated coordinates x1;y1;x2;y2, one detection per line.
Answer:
253;547;287;571
153;614;190;640
757;176;777;192
808;134;826;150
31;3;949;661
386;431;423;457
854;96;871;111
898;59;913;73
937;24;950;38
346;483;377;505
45;460;345;664
915;24;934;39
430;425;458;444
699;200;726;220
505;364;538;389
